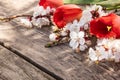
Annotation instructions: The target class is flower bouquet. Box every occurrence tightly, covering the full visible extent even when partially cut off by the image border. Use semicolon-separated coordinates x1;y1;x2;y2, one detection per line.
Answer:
0;0;120;63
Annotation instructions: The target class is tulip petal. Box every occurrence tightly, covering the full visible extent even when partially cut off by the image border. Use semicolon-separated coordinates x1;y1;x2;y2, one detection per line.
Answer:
112;15;120;38
99;13;116;25
53;4;82;28
90;13;120;38
39;0;63;8
99;13;120;38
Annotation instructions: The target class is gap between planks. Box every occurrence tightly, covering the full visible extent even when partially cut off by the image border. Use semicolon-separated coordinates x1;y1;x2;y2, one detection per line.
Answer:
0;42;63;80
0;45;56;80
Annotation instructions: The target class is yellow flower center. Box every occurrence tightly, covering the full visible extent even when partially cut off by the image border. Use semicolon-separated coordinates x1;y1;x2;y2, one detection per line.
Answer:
95;60;99;64
107;26;112;32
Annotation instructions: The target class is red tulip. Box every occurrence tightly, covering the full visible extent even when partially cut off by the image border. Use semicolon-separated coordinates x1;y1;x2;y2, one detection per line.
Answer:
53;4;83;28
39;0;63;8
90;13;120;38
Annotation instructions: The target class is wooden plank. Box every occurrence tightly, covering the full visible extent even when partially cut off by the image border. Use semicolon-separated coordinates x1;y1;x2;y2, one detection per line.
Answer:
0;45;55;80
0;0;120;80
1;20;120;80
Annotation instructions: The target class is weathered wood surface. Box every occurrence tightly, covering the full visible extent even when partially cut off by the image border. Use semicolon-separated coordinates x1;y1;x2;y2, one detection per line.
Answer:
0;45;55;80
0;0;120;80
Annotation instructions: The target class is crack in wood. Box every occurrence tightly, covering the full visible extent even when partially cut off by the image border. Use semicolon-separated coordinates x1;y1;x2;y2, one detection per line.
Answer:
0;41;63;80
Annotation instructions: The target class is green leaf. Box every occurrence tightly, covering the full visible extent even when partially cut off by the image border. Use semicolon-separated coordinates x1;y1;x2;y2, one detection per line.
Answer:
96;0;120;10
64;0;105;4
64;0;120;10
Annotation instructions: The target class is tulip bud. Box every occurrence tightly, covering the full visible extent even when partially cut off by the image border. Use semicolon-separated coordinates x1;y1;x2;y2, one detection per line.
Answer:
49;33;58;41
39;0;63;9
53;4;82;29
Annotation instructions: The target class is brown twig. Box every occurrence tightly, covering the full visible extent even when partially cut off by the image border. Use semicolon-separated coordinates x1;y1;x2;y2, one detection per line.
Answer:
0;14;32;22
45;35;70;48
45;39;69;47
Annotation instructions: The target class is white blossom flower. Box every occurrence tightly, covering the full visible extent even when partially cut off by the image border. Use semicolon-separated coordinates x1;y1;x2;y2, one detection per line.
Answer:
95;46;109;60
60;28;68;36
96;5;108;17
89;46;109;61
89;48;98;61
70;20;80;33
49;33;58;41
41;10;47;16
97;38;110;46
38;17;50;28
51;8;56;13
83;24;89;30
110;40;120;62
20;18;32;28
64;23;72;30
77;5;108;31
80;45;87;51
114;51;120;62
33;6;55;17
86;5;108;17
31;5;56;28
78;10;92;27
52;26;59;31
46;6;51;14
32;17;50;28
65;20;80;33
33;6;44;17
69;31;87;51
89;39;120;62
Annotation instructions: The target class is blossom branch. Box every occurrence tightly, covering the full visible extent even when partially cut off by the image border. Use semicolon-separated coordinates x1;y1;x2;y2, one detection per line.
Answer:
0;14;32;22
45;35;70;47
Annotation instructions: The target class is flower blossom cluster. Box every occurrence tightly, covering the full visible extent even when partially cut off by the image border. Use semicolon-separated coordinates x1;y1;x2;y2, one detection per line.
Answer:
47;1;120;63
20;0;63;28
49;4;108;52
89;39;120;62
31;6;53;28
20;6;55;28
20;0;120;63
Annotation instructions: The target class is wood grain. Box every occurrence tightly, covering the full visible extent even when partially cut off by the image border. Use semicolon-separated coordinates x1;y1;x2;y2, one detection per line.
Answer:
0;45;55;80
0;0;120;80
1;19;120;80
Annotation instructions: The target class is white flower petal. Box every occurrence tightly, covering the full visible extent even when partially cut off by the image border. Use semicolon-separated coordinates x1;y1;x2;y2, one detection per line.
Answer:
46;6;51;14
114;52;120;62
96;46;105;53
79;45;86;51
108;50;114;59
70;31;77;39
38;6;44;12
69;39;75;47
51;8;56;12
20;18;32;28
97;38;109;46
78;10;92;27
84;24;89;30
78;31;85;38
64;23;72;30
33;18;50;28
69;24;80;33
79;38;85;45
73;19;78;24
88;48;98;61
69;39;79;49
98;52;108;60
61;30;67;36
41;10;47;16
49;33;57;41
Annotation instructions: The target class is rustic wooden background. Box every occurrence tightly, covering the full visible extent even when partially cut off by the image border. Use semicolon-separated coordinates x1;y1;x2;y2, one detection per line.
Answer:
0;0;120;80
